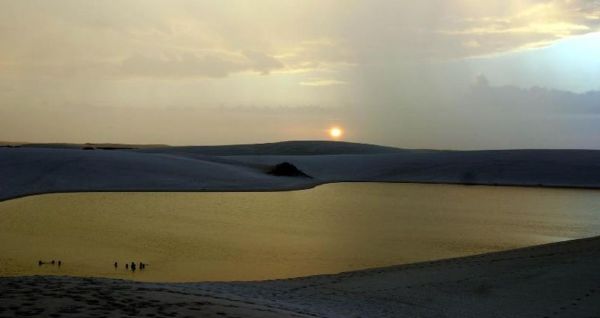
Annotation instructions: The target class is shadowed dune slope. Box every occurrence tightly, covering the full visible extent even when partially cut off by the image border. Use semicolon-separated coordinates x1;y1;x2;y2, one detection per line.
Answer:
228;149;600;186
2;142;600;201
0;147;315;201
136;140;406;156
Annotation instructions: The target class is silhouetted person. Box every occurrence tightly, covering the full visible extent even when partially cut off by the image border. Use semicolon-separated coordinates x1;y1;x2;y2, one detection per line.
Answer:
131;262;136;272
38;260;42;266
51;260;55;265
125;263;129;270
58;260;62;267
114;262;118;269
139;262;144;270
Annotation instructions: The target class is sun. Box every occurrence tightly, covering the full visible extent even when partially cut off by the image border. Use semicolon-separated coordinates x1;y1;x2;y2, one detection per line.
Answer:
329;127;343;139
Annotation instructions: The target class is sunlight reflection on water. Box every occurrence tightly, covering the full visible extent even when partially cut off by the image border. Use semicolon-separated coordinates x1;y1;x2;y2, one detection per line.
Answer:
0;183;599;282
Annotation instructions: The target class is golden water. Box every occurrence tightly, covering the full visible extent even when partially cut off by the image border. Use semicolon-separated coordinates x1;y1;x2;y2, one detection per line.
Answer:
1;183;599;282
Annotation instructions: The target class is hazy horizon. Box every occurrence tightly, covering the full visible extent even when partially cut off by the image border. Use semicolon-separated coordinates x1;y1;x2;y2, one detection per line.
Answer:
1;1;599;149
6;138;600;152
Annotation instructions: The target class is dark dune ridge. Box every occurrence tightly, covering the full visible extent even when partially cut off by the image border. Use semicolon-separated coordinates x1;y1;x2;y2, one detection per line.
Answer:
136;140;405;156
2;141;600;201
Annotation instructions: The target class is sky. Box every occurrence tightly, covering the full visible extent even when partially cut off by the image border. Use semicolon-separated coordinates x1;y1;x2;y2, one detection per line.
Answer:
1;0;599;149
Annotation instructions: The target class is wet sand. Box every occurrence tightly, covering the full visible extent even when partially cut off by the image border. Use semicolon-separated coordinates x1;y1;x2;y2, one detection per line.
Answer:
1;236;599;317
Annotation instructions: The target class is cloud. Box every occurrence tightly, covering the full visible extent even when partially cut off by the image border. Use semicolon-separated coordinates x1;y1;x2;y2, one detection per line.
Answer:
1;0;598;80
434;0;600;57
118;51;283;79
469;75;600;114
346;74;600;149
242;51;284;75
331;0;600;62
2;0;600;149
274;40;355;74
299;79;347;87
0;52;283;80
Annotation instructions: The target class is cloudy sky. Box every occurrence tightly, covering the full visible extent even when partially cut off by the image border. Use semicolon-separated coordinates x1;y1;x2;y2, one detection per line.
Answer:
1;0;599;148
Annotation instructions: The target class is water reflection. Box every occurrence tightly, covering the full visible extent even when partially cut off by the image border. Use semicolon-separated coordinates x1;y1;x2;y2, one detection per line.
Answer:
0;183;599;282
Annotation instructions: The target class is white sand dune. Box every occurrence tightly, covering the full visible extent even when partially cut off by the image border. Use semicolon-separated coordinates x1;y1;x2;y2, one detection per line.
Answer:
0;146;317;201
2;141;600;317
1;236;599;317
2;141;600;201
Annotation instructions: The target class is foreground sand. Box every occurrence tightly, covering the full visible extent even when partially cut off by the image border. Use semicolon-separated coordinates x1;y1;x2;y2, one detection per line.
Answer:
2;236;600;317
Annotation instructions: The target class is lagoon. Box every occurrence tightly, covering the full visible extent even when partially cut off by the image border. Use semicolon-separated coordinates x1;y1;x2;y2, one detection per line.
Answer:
1;183;599;282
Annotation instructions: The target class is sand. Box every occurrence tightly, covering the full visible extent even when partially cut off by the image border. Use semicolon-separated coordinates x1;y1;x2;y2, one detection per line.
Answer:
1;236;599;317
3;142;600;201
2;141;600;316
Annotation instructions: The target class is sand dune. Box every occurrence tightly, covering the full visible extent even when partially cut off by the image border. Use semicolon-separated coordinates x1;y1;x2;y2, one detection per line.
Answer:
2;141;600;317
2;141;600;201
0;146;316;201
1;236;599;317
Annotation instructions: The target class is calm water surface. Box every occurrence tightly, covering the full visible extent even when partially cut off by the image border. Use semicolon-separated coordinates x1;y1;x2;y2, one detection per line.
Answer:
1;183;599;282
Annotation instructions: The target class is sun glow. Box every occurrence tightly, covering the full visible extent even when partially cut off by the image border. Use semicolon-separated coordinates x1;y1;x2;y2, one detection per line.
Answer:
329;127;343;139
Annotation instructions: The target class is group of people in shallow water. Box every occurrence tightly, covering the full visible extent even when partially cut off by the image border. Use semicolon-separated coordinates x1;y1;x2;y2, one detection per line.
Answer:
38;260;62;267
37;260;148;272
115;261;147;272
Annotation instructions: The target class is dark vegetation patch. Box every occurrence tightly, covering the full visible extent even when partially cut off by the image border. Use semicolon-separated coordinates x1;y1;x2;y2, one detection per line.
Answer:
268;162;312;178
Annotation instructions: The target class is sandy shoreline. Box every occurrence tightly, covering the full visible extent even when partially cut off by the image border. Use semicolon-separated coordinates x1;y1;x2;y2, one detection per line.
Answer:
2;236;600;317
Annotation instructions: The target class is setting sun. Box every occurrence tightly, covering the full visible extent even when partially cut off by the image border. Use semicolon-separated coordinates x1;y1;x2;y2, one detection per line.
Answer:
329;127;343;139
2;2;599;317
